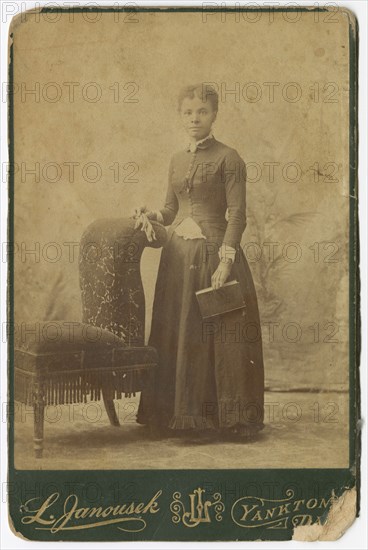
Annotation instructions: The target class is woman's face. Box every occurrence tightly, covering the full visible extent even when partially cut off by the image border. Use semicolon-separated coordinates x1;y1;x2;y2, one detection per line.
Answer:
180;95;217;141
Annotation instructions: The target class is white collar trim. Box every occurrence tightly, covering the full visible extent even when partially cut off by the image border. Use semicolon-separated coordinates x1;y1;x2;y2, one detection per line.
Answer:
188;132;214;153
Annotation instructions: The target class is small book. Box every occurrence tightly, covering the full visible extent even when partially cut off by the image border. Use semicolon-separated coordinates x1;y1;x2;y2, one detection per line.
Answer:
195;280;246;319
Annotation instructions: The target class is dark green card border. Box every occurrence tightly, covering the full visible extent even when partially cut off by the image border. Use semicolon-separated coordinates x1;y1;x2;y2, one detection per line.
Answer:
7;6;360;541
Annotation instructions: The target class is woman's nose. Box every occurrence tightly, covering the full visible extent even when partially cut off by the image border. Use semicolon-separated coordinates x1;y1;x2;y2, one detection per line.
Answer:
191;114;199;124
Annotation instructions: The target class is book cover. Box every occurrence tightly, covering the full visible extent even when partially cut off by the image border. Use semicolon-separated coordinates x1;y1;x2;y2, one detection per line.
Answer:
195;280;246;319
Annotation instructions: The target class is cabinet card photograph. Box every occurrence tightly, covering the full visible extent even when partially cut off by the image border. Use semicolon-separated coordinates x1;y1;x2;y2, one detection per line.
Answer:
7;4;359;543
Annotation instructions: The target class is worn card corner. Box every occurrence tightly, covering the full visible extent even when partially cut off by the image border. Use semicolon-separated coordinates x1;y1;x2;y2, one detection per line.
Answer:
292;486;357;542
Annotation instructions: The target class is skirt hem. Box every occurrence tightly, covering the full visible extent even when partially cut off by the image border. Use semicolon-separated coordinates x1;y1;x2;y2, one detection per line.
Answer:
137;410;264;435
168;415;216;430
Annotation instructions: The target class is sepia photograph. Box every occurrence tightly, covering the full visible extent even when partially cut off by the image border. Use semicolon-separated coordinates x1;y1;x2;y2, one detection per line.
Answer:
6;2;361;543
10;6;354;471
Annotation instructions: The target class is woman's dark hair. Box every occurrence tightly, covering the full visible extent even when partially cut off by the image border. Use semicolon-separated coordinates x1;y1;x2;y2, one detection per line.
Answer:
177;84;219;113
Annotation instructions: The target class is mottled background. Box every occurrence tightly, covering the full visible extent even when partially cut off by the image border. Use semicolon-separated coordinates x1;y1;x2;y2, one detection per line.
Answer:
12;9;350;398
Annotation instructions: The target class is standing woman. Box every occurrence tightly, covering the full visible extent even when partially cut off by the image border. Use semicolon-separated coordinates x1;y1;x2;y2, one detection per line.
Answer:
135;84;264;439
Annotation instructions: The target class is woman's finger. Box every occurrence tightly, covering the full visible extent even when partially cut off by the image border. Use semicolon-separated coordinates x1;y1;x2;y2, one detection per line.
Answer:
211;271;220;289
133;205;147;218
212;264;229;289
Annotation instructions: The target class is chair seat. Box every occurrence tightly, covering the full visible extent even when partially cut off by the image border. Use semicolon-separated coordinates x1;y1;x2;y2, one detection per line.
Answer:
112;346;158;368
14;320;157;372
14;320;126;354
14;321;158;406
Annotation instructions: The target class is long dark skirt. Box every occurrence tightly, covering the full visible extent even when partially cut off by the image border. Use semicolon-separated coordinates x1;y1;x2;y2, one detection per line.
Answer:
137;232;264;433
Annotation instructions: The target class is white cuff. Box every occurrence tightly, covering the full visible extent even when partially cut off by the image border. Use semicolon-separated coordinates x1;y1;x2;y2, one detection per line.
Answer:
218;243;236;263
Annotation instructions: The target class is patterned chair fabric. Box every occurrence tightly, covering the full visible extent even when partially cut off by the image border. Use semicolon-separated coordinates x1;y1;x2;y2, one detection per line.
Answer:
79;217;167;346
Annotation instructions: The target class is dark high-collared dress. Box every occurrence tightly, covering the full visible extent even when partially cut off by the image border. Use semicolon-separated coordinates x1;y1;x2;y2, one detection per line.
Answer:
137;136;264;434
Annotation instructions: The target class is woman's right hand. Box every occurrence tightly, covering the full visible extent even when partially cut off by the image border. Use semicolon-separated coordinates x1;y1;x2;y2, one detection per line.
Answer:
131;206;157;242
131;205;148;220
132;206;157;220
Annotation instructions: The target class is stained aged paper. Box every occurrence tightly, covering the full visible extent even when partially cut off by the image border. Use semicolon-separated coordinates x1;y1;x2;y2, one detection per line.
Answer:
7;5;359;542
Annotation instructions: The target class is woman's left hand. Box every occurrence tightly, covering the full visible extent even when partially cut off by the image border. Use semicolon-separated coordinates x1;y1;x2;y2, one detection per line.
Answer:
211;262;232;289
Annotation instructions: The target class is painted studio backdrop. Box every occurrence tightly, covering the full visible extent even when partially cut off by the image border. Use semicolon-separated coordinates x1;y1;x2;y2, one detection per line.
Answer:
12;9;350;468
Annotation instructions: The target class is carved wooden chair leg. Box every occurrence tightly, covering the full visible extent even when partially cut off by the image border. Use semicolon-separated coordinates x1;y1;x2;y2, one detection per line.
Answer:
33;385;45;459
102;384;120;426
